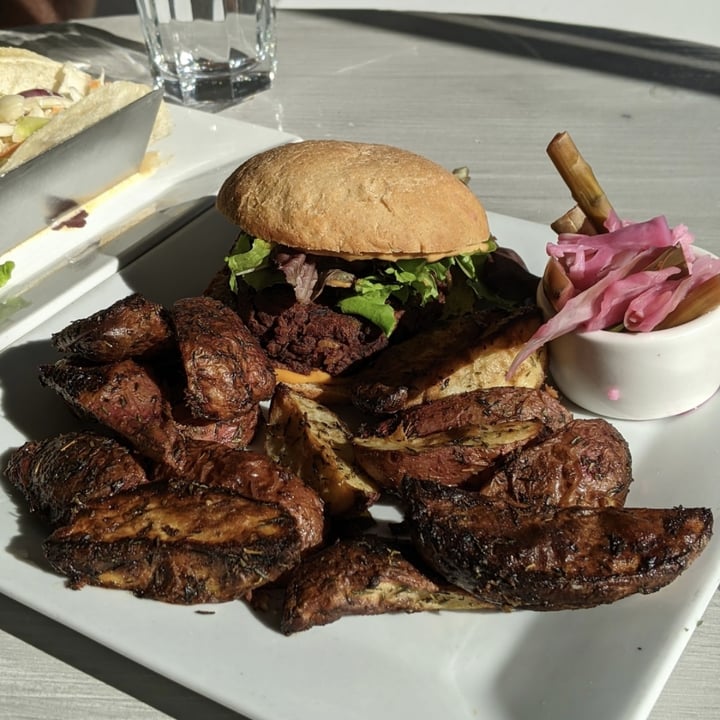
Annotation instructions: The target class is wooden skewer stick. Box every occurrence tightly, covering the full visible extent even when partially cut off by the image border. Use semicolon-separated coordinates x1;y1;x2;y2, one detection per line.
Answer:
550;205;597;235
546;131;616;233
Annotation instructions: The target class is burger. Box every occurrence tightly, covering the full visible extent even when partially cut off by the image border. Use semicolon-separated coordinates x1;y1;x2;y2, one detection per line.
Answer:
215;139;526;386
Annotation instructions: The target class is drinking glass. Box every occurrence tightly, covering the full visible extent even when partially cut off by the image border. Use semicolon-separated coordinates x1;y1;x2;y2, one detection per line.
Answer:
134;0;276;110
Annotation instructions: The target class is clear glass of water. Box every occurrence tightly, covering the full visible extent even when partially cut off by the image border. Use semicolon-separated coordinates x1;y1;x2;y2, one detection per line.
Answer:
135;0;276;111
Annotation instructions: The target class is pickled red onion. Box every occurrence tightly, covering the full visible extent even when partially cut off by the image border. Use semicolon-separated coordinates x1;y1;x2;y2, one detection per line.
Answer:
506;215;720;379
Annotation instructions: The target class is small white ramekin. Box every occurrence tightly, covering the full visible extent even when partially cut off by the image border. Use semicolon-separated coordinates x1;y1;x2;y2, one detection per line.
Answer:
536;277;720;420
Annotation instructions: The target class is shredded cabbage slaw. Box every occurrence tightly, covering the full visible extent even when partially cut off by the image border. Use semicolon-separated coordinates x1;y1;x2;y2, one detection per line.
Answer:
0;61;103;166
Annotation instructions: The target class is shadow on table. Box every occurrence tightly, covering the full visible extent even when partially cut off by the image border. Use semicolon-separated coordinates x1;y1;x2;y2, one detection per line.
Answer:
0;593;247;719
313;10;720;96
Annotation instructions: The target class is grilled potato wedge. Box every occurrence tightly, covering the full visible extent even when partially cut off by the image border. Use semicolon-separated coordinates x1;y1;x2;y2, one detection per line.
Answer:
362;386;572;439
265;384;381;516
281;535;494;634
352;386;573;490
351;307;547;415
43;483;303;604
353;420;544;491
403;479;713;610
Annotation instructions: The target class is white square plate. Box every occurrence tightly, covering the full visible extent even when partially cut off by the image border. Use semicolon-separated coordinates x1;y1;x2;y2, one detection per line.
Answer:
1;206;718;720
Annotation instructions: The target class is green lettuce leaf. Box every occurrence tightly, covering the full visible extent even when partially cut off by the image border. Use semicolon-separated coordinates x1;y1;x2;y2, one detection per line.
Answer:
381;258;447;305
337;278;399;335
225;233;274;292
225;234;508;336
13;116;50;142
0;261;15;289
339;242;500;333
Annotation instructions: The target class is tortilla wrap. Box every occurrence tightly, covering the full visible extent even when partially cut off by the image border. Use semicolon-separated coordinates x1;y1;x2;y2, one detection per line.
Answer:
0;47;94;95
0;47;171;173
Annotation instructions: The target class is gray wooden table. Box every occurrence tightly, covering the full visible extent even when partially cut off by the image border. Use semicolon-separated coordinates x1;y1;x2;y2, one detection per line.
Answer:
1;10;718;720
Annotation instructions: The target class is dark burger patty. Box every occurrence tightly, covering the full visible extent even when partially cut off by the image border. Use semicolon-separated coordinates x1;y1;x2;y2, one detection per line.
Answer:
238;284;389;376
205;253;453;377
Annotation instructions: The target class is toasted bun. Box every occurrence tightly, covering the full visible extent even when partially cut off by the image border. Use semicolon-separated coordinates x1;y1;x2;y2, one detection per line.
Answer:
216;140;491;261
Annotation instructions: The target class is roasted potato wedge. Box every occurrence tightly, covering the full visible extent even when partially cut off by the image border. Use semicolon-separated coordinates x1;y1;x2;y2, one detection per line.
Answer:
353;420;543;491
44;483;302;604
403;479;714;610
281;535;494;634
361;386;572;443
482;418;633;509
351;307;547;415
351;386;572;490
265;384;381;516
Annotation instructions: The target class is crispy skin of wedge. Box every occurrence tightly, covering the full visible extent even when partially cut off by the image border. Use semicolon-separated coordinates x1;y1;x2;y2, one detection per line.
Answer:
265;384;380;516
281;535;493;634
158;439;326;553
351;308;547;415
171;401;260;448
43;484;302;604
171;296;276;420
38;357;186;469
404;480;713;610
352;386;573;491
4;431;150;527
353;420;543;491
482;418;633;508
50;293;173;362
361;386;572;439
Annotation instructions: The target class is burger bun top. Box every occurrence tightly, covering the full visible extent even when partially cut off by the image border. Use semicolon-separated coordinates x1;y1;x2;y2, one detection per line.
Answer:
216;140;491;261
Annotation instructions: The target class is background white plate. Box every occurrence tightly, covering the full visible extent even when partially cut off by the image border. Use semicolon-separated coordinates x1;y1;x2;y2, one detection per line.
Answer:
1;208;718;720
0;104;299;354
